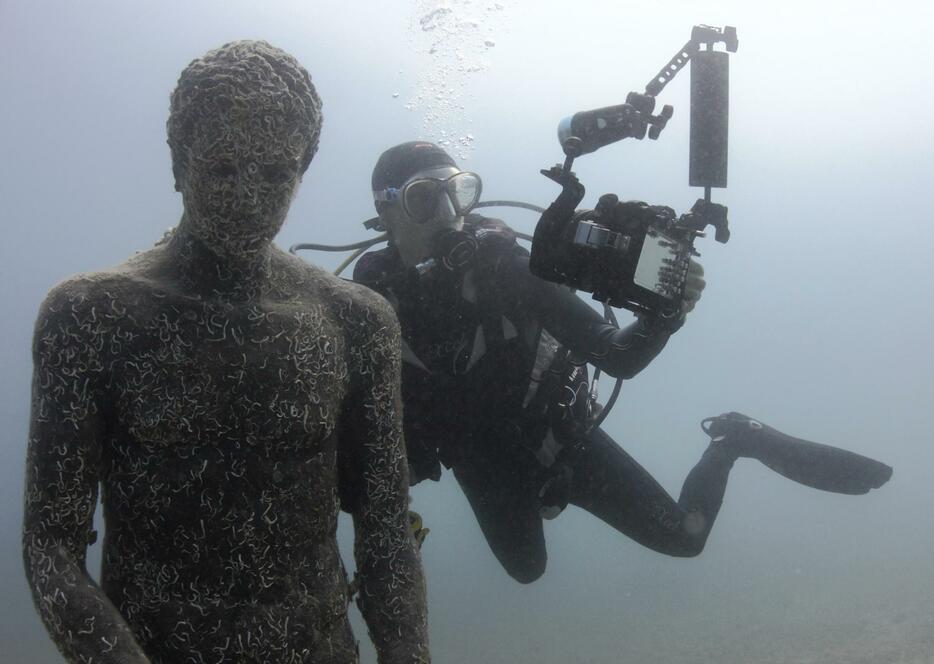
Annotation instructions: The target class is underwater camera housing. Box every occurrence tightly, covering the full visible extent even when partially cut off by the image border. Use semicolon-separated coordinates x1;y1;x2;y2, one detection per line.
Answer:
531;186;727;314
529;24;737;316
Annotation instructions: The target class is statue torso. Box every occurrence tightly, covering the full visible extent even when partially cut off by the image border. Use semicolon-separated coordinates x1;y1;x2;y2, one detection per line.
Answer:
55;245;364;659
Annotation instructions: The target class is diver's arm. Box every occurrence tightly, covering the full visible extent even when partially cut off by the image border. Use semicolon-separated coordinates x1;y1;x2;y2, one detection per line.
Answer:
341;294;430;664
512;253;678;379
23;287;151;664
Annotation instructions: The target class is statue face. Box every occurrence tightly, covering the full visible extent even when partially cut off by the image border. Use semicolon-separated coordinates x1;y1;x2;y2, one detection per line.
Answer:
179;108;306;258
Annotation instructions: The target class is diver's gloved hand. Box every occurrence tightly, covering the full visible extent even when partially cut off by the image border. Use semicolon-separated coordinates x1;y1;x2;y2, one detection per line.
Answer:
682;258;706;314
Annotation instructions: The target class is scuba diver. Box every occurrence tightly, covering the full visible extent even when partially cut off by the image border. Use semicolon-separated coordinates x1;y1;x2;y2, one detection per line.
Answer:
351;140;893;584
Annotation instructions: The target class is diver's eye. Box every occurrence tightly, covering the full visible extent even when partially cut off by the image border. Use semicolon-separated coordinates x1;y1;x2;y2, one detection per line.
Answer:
404;180;442;222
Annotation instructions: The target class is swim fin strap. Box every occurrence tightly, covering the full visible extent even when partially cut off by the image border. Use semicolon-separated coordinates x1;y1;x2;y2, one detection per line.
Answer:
702;412;893;495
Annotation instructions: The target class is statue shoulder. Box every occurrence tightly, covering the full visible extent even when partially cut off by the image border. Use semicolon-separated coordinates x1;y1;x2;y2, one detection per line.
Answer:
31;270;139;384
330;276;399;335
322;276;401;381
274;248;399;341
36;269;136;329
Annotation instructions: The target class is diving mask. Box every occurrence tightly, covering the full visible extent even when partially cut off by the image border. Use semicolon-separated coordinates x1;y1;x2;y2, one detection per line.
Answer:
375;171;482;224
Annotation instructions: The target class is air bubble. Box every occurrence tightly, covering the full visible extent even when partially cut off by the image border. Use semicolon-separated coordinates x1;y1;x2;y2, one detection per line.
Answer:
407;0;511;156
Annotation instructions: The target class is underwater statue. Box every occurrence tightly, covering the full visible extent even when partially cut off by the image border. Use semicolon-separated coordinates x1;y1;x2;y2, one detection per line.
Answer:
352;140;893;583
23;42;429;663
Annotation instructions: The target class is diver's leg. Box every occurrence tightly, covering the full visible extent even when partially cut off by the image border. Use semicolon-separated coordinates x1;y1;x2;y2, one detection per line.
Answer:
703;412;892;494
566;427;733;556
452;450;547;584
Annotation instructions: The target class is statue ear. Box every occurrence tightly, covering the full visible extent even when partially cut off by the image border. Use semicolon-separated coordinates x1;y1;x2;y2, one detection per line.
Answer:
172;162;185;192
171;144;193;192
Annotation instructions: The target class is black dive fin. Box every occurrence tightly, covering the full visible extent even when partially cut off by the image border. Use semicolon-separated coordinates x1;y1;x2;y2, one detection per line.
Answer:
703;413;893;495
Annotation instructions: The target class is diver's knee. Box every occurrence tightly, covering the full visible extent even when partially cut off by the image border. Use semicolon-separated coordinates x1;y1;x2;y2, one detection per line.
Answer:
504;553;546;584
509;565;545;584
675;510;708;557
658;530;707;558
674;539;705;558
672;526;710;557
655;537;704;558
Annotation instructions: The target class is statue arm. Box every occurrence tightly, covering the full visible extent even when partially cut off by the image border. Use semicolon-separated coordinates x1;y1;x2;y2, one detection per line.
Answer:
340;294;430;664
23;285;151;664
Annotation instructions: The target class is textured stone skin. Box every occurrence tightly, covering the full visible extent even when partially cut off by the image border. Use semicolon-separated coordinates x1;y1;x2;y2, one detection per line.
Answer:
23;41;429;664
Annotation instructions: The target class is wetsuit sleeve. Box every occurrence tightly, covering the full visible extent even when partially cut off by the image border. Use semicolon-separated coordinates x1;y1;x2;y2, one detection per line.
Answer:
23;287;152;663
509;252;679;379
340;293;430;664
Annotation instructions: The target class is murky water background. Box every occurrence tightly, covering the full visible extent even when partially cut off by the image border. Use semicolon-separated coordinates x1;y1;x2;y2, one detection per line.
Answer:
2;1;932;662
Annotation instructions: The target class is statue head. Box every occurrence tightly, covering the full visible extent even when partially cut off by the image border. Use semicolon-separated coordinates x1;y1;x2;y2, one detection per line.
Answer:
167;40;322;258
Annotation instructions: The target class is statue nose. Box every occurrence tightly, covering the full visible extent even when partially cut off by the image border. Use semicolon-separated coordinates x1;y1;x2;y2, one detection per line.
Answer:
236;178;260;206
232;162;259;194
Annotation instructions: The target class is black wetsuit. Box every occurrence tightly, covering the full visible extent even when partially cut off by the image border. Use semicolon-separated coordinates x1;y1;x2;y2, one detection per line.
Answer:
353;216;739;583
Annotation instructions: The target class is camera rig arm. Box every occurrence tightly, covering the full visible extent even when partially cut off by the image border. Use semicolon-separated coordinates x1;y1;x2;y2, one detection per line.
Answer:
645;25;738;97
529;164;586;284
556;24;738;166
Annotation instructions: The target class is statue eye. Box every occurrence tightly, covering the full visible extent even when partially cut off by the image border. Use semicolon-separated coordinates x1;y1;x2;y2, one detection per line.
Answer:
261;164;294;185
210;162;237;178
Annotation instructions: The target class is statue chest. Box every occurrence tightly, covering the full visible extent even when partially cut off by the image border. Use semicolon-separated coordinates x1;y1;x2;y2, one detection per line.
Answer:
107;299;348;448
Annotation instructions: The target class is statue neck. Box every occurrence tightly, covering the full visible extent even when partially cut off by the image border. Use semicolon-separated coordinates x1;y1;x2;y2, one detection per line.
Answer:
165;217;274;300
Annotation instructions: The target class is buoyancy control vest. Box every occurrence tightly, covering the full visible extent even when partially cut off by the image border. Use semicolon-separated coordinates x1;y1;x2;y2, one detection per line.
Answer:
353;215;592;480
